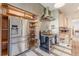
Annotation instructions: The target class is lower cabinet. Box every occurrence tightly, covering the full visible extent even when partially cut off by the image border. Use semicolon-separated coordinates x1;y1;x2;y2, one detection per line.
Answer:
72;39;79;56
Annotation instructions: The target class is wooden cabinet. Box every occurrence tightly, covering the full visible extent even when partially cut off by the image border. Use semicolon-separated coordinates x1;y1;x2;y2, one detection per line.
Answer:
72;39;79;56
0;15;9;56
59;12;68;28
59;12;70;44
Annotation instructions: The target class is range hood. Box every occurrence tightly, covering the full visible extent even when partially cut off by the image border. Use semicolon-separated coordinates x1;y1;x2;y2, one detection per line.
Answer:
41;7;55;21
43;7;49;18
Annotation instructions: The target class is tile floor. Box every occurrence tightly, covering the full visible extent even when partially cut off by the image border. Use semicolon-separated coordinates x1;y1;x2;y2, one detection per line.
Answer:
18;44;72;56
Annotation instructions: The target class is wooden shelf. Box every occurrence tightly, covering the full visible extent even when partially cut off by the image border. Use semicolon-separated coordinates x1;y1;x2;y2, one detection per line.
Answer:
2;42;8;49
2;48;8;56
2;29;8;30
0;15;9;56
28;21;37;49
2;30;8;41
2;16;8;29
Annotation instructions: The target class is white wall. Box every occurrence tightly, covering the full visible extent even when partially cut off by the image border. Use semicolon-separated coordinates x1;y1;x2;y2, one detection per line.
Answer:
51;9;59;34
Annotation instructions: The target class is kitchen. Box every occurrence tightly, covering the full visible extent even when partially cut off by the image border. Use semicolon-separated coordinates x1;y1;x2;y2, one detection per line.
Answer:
0;3;79;56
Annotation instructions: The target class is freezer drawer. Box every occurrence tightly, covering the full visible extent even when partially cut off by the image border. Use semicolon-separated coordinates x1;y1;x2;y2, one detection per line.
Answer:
9;41;28;56
10;37;26;44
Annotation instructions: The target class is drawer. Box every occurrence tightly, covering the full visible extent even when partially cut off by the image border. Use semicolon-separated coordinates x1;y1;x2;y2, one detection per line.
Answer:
9;41;28;56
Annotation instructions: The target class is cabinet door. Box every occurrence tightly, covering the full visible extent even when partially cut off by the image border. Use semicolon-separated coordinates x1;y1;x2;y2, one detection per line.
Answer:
72;39;79;56
59;13;64;27
59;13;68;27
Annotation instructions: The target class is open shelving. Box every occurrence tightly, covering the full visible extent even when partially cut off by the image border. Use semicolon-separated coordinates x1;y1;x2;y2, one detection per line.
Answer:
28;21;37;49
0;15;9;56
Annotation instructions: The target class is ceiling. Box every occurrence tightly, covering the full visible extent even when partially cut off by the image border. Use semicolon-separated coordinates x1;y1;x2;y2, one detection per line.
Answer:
41;3;79;19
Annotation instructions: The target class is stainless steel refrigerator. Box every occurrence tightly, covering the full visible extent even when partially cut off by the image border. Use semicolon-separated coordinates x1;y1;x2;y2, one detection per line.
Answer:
9;16;28;56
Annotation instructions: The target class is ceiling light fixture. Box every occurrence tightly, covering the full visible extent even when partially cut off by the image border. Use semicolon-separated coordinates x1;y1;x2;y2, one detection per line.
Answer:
54;3;66;8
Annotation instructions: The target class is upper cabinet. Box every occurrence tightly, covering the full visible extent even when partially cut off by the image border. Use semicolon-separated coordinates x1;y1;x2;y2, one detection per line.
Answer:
59;12;68;28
